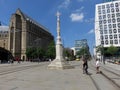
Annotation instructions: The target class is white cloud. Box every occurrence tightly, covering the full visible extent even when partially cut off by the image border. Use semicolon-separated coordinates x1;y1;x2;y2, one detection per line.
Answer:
70;7;85;22
75;6;84;12
70;13;84;22
58;0;71;9
88;29;94;34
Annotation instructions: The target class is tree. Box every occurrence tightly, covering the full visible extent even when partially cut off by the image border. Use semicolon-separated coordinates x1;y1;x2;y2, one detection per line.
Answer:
45;41;56;59
96;45;104;55
37;47;45;59
26;47;37;59
107;45;118;57
76;47;91;59
64;48;74;61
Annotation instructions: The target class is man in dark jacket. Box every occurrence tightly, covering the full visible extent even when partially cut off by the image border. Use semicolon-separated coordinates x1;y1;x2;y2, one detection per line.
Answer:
82;55;88;74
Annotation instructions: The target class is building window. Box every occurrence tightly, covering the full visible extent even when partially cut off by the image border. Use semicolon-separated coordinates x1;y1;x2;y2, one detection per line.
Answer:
102;10;106;14
103;15;106;19
111;3;114;7
104;25;107;29
115;3;119;7
102;5;105;9
103;20;106;24
106;4;110;8
109;35;113;39
112;14;115;18
116;13;120;17
115;40;118;44
99;20;102;24
118;23;120;28
109;29;112;34
107;14;110;18
104;30;107;34
118;29;120;33
117;18;120;22
108;24;112;28
119;34;120;38
105;40;108;45
108;19;111;23
98;6;101;10
101;35;104;40
116;8;119;12
112;18;116;23
114;34;117;39
99;16;102;20
113;24;116;28
107;9;110;13
113;29;117;33
101;41;104;45
98;10;101;14
99;25;103;29
110;40;113;44
111;8;114;12
5;34;7;37
105;35;108;39
100;30;103;34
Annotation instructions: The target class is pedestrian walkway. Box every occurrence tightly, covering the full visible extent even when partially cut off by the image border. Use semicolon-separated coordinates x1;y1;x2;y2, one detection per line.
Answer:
0;61;37;67
0;61;97;90
105;61;120;71
0;60;119;90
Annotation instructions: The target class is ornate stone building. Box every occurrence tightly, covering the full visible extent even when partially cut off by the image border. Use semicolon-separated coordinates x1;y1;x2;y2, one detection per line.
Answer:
0;26;9;50
8;8;54;60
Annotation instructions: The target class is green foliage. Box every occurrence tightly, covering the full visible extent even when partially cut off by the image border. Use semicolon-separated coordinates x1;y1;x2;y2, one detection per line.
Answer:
106;45;118;56
96;45;104;55
76;47;91;58
26;47;44;58
45;41;56;59
64;48;74;60
26;40;56;59
26;47;37;58
37;47;45;58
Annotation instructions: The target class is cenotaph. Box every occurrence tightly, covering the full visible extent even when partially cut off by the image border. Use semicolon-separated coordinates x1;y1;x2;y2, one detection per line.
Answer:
48;11;74;69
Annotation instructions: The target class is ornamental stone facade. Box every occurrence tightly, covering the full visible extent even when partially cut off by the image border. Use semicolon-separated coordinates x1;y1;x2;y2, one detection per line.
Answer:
0;26;9;50
8;8;54;60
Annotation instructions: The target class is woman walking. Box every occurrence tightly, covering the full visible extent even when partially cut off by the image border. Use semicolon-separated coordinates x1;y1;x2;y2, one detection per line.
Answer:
96;58;100;74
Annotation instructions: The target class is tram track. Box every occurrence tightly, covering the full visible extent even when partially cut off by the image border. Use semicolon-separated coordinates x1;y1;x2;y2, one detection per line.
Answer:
79;62;101;90
0;63;46;76
88;73;101;90
90;61;120;90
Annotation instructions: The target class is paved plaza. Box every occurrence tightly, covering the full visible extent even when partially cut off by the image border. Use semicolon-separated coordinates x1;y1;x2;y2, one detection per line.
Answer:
0;61;119;90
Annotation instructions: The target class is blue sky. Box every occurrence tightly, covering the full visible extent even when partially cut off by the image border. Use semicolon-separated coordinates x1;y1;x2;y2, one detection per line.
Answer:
0;0;103;54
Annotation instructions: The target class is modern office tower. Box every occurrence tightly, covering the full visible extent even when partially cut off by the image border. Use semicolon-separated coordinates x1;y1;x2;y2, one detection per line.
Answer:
74;39;88;55
95;0;120;47
0;26;9;49
8;8;54;60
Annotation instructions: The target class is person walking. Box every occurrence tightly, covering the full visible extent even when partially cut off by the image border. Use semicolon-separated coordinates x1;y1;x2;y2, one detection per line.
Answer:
96;58;100;74
82;55;88;74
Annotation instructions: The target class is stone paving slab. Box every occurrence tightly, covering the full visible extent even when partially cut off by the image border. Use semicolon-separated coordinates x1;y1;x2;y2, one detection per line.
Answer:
0;61;96;90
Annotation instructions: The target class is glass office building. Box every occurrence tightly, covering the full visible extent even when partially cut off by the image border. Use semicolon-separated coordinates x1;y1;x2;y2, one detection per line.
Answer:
75;39;88;54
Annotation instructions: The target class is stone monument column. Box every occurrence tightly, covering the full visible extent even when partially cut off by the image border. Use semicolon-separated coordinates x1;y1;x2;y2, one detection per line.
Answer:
48;11;74;69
